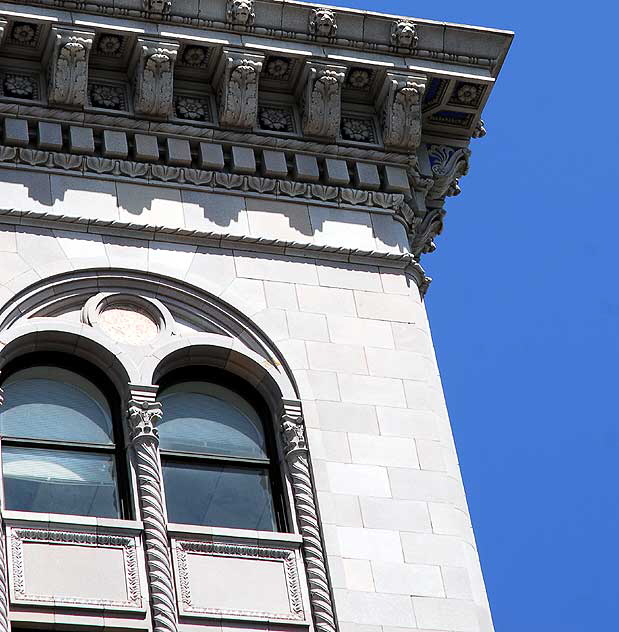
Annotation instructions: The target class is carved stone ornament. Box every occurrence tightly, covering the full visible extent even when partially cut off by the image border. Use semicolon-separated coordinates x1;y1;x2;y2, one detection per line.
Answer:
411;207;446;257
127;394;178;632
133;40;179;118
143;0;172;13
280;401;337;632
381;72;426;151
303;63;346;139
217;50;264;129
472;118;487;138
309;8;338;38
426;144;471;200
391;20;418;49
47;28;94;108
226;0;255;26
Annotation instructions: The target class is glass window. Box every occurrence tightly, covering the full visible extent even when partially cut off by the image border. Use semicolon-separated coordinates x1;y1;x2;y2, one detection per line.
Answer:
159;380;280;531
0;363;125;519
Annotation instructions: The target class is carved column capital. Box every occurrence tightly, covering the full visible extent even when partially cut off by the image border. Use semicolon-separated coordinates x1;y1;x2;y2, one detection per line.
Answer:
128;399;163;444
380;71;426;151
301;62;346;140
46;27;94;108
281;400;307;458
216;49;264;129
132;39;179;118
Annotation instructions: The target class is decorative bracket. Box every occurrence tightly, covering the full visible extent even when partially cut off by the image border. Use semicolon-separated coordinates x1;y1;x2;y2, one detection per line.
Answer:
46;27;94;108
132;39;179;118
379;71;426;151
301;62;346;140
426;144;471;202
216;49;264;129
280;400;338;632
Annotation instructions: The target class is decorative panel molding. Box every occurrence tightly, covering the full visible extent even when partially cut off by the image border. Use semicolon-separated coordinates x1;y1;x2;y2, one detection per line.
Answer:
7;526;145;611
172;538;306;623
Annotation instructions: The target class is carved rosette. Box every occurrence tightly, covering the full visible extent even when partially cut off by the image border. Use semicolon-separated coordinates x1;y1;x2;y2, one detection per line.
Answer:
47;28;94;108
0;389;9;632
128;396;178;632
133;40;179;118
381;72;426;151
217;50;264;129
281;401;337;632
302;63;346;140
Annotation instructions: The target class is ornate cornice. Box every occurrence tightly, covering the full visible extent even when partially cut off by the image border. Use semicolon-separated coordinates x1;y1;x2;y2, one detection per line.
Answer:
0;0;511;73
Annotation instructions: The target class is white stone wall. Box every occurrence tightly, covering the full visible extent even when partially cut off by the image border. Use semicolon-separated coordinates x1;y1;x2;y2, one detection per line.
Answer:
0;167;493;632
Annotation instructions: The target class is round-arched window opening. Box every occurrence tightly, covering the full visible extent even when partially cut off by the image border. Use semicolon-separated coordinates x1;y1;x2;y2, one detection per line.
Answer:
158;370;287;533
0;353;130;519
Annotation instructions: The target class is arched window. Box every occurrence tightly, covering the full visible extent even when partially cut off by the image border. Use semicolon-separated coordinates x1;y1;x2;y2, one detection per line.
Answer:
158;371;285;532
0;354;129;519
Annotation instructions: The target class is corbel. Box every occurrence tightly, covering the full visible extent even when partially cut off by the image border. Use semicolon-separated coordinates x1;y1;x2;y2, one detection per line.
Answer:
214;48;264;129
299;61;346;140
45;26;95;108
379;71;426;151
131;38;179;118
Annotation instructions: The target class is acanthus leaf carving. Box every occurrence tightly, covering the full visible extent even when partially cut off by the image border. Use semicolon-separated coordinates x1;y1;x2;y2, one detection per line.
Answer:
152;164;181;182
184;169;213;186
19;148;49;166
381;72;426;151
217;49;264;129
340;187;369;206
0;146;16;163
278;180;308;197
247;176;276;193
215;172;245;190
52;152;83;170
47;28;94;108
86;156;116;173
133;40;179;118
426;144;471;201
302;63;345;139
120;161;150;178
280;401;337;632
410;207;447;258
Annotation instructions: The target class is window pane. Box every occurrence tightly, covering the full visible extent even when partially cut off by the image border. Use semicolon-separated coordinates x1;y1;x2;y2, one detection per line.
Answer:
159;382;267;459
2;446;119;518
1;367;114;444
163;461;277;531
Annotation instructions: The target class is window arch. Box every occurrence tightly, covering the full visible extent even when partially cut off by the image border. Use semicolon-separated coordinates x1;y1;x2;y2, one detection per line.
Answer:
157;368;286;532
0;353;130;519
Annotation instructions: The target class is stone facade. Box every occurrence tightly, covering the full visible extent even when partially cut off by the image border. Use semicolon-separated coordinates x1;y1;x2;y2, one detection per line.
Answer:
0;3;512;632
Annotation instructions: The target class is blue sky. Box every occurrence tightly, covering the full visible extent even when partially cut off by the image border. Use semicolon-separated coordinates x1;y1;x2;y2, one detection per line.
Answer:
334;0;617;629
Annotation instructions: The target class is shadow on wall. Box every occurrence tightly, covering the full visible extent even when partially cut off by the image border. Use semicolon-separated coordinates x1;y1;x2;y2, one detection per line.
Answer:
1;168;408;251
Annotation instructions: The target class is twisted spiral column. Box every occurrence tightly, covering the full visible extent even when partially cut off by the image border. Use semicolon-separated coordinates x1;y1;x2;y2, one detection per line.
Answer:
281;400;337;632
0;389;10;632
128;397;177;632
